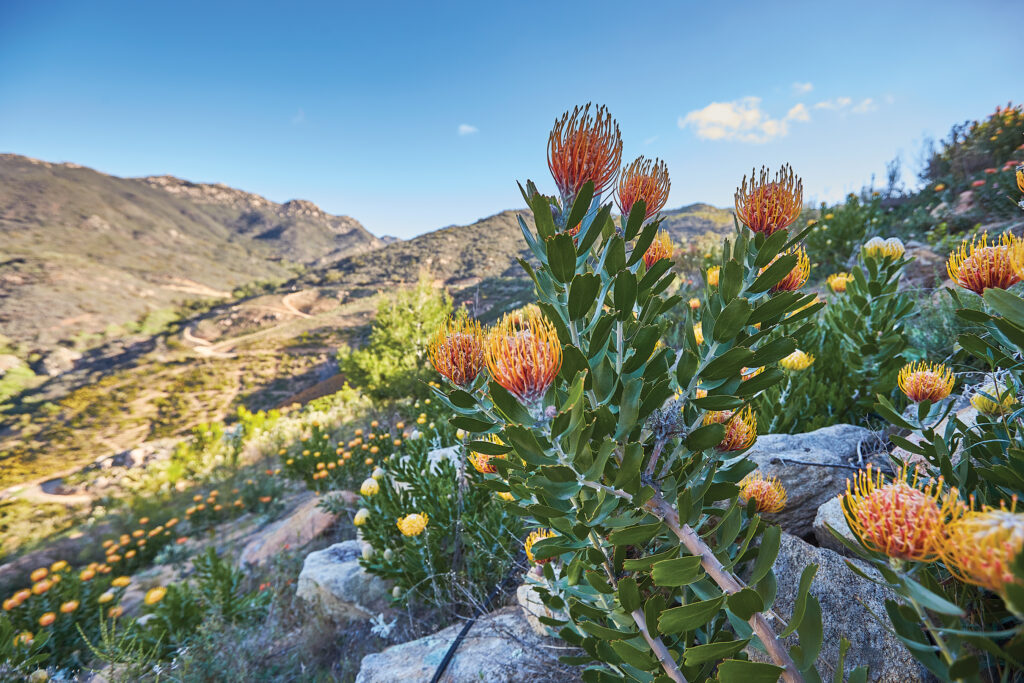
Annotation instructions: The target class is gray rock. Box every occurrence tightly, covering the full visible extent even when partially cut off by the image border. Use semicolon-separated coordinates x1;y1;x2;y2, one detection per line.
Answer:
237;492;338;567
516;579;566;638
36;346;82;376
296;540;391;622
747;424;883;538
355;606;567;683
812;496;858;555
767;532;926;682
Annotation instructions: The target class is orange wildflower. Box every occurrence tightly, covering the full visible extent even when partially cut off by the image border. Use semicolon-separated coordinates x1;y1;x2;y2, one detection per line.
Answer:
947;232;1021;294
704;407;757;451
485;307;562;404
897;361;954;403
739;473;787;513
643;230;674;269
765;247;810;292
548;104;622;202
940;500;1023;594
734;165;803;235
617;156;670;220
428;315;485;387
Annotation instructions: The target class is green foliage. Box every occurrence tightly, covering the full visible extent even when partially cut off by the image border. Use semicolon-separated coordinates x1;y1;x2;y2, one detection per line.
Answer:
432;152;844;679
802;194;883;276
0;616;50;681
337;272;453;400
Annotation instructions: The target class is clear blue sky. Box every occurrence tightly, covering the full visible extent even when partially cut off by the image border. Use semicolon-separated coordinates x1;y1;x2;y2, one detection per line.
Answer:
1;1;1018;239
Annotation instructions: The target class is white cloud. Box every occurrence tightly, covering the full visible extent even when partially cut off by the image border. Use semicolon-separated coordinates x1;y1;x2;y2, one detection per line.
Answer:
792;82;814;94
678;96;808;144
813;97;853;110
852;97;877;113
643;135;659;146
457;123;479;136
786;103;810;122
291;108;306;125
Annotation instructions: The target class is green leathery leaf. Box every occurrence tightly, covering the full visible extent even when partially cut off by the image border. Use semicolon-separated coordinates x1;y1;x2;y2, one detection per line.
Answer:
530;193;556;241
716;659;786;682
609;522;662;545
701;347;755;380
604;236;626;275
737;366;784;397
651;556;704;587
614;271;638;320
720;260;744;302
749;252;797;293
617;577;641;613
564;181;595;234
780;564;818;637
657;595;725;633
693;394;744;411
468;439;512;456
624;199;648;241
628;219;660;266
712;298;753;342
682;638;750;665
610;640;657;670
488;380;535;425
569;273;601;320
748;525;780;584
686;423;725;452
726;587;764;621
750;336;796;365
754;229;790;268
578;204;612;254
547;232;577;283
984;287;1024;329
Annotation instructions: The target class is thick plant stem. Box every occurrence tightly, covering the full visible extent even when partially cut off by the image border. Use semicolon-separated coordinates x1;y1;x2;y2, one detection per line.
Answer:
645;495;803;683
630;609;688;683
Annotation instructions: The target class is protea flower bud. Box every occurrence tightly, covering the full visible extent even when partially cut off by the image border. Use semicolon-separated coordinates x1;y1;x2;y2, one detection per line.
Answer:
897;361;954;403
827;272;853;293
548;104;622;204
842;464;961;563
643;230;674;269
485;307;562;405
970;379;1019;416
779;349;814;371
947;232;1021;294
734;165;803;235
706;266;720;287
428;316;485;387
617;156;670;220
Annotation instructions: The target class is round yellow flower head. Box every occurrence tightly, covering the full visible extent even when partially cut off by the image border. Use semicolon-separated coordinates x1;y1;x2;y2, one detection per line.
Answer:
693;322;704;346
841;464;961;562
525;528;558;564
898;361;954;403
862;236;905;260
779;350;814;371
396;513;428;537
144;587;167;606
739;473;787;513
827;272;853;293
706;266;720;287
49;561;68;573
688;297;700;310
98;591;114;604
59;600;79;614
353;508;370;526
29;568;47;583
360;478;380;497
971;380;1019;416
940;501;1023;594
111;576;131;588
38;612;56;627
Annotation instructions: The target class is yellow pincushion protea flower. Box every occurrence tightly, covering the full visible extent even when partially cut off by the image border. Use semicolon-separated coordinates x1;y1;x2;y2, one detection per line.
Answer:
841;464;961;562
428;315;485;387
970;380;1019;416
617;156;671;220
827;272;853;293
739;473;787;513
947;232;1021;294
897;361;954;403
940;502;1023;594
353;508;370;526
862;236;906;260
397;513;428;537
496;490;515;502
643;230;674;269
706;265;720;287
692;322;704;345
763;247;810;292
734;164;803;235
688;297;700;310
704;406;757;452
359;478;380;497
144;587;167;606
779;350;814;371
525;529;558;564
485;307;562;405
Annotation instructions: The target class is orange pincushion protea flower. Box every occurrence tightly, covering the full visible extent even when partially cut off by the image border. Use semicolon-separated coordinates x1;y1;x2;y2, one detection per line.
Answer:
704;406;757;451
739;473;787;513
548;104;622;202
940;501;1023;594
734;165;803;235
842;465;961;562
485;308;562;404
617;156;670;220
643;230;674;269
764;247;810;292
525;528;558;564
898;361;954;402
946;232;1021;294
428;316;485;387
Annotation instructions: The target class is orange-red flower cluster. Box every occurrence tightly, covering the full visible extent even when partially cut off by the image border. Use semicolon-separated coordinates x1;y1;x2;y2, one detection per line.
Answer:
947;232;1021;294
617;156;670;220
734;165;803;236
548;104;622;202
643;230;674;269
428;316;485;387
485;307;562;404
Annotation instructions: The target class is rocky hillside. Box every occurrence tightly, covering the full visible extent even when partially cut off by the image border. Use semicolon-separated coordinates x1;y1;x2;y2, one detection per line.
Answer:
659;202;735;240
0;154;383;350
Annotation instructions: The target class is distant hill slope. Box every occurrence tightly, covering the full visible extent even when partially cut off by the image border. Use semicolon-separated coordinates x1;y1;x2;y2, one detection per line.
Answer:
0;154;382;349
658;202;735;241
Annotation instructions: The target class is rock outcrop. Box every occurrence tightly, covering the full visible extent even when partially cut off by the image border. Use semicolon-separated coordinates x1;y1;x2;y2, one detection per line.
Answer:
238;492;339;566
746;424;884;537
296;540;391;622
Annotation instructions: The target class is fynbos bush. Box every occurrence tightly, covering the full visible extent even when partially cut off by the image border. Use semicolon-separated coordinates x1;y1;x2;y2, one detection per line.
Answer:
428;105;866;682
